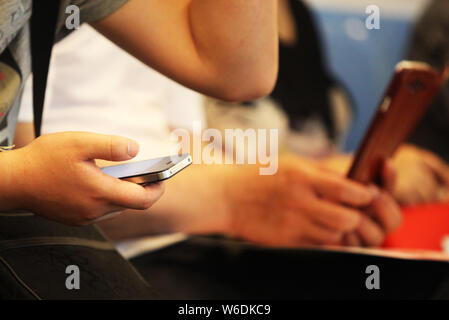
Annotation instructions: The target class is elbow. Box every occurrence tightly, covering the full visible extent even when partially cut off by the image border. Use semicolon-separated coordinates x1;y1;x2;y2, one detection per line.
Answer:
212;63;278;102
220;78;276;102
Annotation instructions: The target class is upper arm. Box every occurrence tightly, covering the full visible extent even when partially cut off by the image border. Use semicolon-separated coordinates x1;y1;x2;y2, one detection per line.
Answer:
90;0;278;101
91;0;221;97
14;122;35;148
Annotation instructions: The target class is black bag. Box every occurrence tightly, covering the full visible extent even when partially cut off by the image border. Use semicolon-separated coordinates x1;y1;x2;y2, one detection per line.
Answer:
0;1;158;300
132;236;449;300
0;212;158;299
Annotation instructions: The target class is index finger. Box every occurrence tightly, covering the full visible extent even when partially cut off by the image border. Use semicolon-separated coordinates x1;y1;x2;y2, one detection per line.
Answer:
311;170;378;207
369;191;402;233
98;173;165;210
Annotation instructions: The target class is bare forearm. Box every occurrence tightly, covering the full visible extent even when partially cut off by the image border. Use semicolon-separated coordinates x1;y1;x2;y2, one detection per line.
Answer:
97;164;231;240
14;122;35;148
0;150;21;211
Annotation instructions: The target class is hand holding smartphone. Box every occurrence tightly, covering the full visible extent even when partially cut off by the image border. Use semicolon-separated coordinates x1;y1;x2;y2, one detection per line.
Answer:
101;154;192;185
348;61;449;185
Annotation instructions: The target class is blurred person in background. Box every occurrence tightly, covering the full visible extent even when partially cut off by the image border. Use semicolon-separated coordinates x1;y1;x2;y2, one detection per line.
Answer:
206;0;449;208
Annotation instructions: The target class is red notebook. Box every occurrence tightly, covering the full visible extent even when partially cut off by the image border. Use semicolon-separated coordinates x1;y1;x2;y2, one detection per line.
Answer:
383;203;449;251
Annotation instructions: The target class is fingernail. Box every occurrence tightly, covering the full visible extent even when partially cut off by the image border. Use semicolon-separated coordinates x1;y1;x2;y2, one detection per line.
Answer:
127;140;139;157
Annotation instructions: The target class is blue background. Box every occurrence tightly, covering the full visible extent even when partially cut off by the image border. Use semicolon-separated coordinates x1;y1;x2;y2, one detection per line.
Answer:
310;8;415;151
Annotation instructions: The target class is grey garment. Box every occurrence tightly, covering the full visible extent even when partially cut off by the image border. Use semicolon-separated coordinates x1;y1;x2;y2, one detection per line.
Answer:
0;0;32;146
55;0;129;40
0;0;128;146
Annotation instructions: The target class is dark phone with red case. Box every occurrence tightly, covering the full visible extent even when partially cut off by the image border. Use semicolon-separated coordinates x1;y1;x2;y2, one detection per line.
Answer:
348;61;449;184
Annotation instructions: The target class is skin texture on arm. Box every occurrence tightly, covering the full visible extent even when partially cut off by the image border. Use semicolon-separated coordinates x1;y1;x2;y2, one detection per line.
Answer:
98;154;400;247
90;0;278;102
97;162;231;240
13;123;35;149
0;150;18;211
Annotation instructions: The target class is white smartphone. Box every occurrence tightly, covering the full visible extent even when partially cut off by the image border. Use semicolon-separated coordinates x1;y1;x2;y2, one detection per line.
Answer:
101;154;192;185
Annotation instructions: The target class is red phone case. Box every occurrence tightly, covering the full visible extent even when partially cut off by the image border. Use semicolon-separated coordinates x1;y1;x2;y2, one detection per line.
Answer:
348;61;449;184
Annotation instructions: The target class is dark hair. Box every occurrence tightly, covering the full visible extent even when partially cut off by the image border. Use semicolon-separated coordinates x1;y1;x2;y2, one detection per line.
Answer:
270;0;337;138
407;0;449;161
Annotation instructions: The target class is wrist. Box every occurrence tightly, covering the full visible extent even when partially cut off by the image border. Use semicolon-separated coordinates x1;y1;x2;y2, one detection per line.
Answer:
203;166;233;235
0;149;22;211
219;166;248;237
179;171;231;236
172;165;232;236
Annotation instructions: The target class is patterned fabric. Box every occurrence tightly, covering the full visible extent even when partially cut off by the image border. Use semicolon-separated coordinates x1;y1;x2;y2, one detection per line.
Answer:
0;0;127;146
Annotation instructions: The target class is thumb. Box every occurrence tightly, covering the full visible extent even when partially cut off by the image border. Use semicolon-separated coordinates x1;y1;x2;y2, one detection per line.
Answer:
73;132;140;161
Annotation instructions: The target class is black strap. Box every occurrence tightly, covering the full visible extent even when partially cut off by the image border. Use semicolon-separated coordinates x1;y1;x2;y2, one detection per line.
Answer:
30;0;60;138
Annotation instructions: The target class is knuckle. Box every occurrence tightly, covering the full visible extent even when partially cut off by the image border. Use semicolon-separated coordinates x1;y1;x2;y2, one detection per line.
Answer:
325;232;344;244
287;232;306;245
371;234;385;247
334;211;359;231
107;136;114;160
389;209;402;232
64;132;82;148
380;192;402;231
90;187;107;203
80;206;101;222
331;183;347;200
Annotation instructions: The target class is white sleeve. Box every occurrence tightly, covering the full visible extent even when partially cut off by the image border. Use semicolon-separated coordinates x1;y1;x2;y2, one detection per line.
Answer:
165;80;205;131
18;75;34;123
